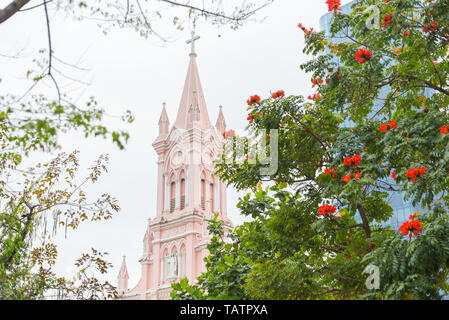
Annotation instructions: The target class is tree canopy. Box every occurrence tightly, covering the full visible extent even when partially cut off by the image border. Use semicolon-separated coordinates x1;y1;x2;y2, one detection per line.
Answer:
172;0;449;300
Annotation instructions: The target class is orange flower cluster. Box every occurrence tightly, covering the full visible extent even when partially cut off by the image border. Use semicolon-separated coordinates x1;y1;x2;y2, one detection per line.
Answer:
324;167;338;178
341;172;362;182
222;129;235;139
308;94;322;101
247;95;261;106
398;213;422;240
406;167;426;183
312;78;324;88
325;0;341;13
379;120;398;132
344;154;362;167
355;49;372;64
272;90;285;99
298;23;316;36
318;204;337;216
382;13;393;28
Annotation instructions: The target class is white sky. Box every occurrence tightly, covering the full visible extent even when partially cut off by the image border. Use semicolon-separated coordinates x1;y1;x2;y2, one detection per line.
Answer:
0;0;353;289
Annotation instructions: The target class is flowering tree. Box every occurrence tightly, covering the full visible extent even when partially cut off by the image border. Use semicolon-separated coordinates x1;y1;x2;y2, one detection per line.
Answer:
172;0;449;299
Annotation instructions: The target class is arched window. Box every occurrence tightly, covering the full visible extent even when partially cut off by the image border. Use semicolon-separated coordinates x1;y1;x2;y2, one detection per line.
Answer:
201;179;206;210
210;182;214;212
180;170;186;210
170;181;176;212
180;246;187;278
161;250;168;283
162;174;166;212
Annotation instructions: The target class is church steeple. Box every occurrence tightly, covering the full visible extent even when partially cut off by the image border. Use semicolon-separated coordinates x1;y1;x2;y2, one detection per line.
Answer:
120;28;232;301
174;30;212;130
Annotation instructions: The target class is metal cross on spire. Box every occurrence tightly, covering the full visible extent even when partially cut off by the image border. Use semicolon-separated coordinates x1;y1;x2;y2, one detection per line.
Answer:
187;29;200;57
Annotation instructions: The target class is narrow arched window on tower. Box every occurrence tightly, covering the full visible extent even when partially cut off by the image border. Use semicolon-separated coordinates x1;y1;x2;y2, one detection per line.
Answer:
210;182;214;212
181;246;186;278
201;179;206;210
180;178;185;209
170;181;176;212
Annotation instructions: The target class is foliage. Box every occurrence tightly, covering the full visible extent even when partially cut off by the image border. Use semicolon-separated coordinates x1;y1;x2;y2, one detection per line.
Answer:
174;0;449;300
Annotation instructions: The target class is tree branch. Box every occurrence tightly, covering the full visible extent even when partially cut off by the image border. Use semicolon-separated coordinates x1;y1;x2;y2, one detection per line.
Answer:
357;204;371;238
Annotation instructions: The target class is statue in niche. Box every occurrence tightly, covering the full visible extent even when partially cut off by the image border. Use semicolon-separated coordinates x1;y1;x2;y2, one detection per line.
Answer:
166;253;178;279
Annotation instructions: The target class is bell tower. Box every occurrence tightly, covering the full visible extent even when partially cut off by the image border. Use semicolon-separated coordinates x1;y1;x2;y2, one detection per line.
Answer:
118;30;232;300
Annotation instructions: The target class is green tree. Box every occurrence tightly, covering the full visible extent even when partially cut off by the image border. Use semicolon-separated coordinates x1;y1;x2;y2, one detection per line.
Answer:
173;0;449;300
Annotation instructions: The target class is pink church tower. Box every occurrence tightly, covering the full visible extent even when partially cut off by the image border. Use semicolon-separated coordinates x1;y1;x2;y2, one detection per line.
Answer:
117;31;233;300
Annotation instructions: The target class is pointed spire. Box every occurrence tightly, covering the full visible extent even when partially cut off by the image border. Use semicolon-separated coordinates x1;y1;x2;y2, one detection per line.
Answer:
216;105;226;135
174;31;212;130
158;102;170;135
117;255;129;294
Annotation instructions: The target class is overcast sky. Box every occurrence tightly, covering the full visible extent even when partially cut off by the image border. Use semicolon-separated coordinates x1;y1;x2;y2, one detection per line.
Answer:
0;0;353;289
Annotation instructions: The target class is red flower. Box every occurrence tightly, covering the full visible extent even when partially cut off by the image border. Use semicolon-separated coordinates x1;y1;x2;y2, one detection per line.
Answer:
343;154;362;169
341;174;352;183
402;30;410;36
312;78;324;88
351;154;362;166
391;171;396;181
406;167;426;183
343;157;352;166
324;167;338;178
398;218;422;240
272;90;285;99
418;167;426;176
382;13;393;28
440;125;449;134
325;0;341;13
247;95;261;106
318;204;337;216
308;94;322;101
355;49;372;64
247;113;254;123
379;124;388;132
355;172;362;179
223;129;235;139
379;120;397;132
409;212;419;220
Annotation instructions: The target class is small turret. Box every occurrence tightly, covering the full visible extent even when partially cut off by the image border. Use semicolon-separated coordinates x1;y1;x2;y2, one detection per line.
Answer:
158;102;170;136
215;105;226;136
117;255;129;295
